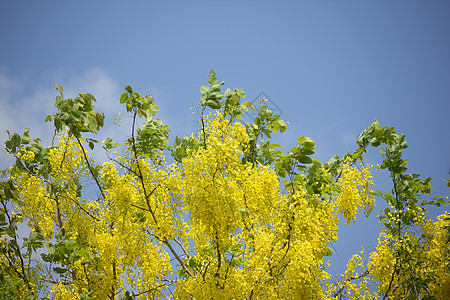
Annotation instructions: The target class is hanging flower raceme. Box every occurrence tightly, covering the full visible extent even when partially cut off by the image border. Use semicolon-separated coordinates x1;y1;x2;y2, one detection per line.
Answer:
336;163;375;224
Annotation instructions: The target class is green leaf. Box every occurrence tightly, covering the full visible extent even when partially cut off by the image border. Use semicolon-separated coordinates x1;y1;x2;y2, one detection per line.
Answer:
86;93;96;102
230;243;243;254
374;126;382;138
230;256;243;267
200;85;209;94
6;225;16;237
297;136;307;144
303;141;315;149
298;155;312;164
143;94;154;104
48;245;56;256
208;70;217;85
125;85;133;93
277;120;287;132
102;137;120;150
53;267;68;274
437;197;447;206
206;99;221;109
55;95;62;107
188;257;197;268
120;92;128;103
209;91;223;100
96;112;104;127
90;166;98;178
300;148;315;155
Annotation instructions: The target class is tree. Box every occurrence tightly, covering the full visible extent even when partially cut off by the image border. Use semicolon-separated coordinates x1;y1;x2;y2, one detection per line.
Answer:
0;70;449;299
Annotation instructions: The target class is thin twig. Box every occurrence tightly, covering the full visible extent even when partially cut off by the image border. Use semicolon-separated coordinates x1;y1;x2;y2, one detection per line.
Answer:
130;203;152;213
333;269;370;298
165;240;194;277
203;259;212;281
109;156;138;176
173;238;190;259
76;137;106;201
201;114;207;150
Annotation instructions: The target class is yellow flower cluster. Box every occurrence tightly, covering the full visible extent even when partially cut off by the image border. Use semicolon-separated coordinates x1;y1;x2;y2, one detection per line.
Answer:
50;282;80;300
336;164;375;224
75;158;175;298
419;212;450;299
366;213;450;299
17;148;35;162
5;110;448;299
48;134;88;182
177;113;344;298
367;231;397;293
13;171;54;235
182;112;251;246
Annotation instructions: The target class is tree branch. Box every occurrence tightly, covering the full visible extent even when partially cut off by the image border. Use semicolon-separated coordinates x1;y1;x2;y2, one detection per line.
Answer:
333;269;370;298
383;264;397;300
165;240;194;277
0;196;33;291
130;111;159;224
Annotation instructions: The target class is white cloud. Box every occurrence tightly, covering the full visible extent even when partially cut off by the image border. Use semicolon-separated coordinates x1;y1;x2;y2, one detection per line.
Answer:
0;73;55;169
0;68;129;170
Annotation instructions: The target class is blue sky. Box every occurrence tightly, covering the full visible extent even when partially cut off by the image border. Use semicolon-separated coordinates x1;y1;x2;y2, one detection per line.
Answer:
1;0;449;279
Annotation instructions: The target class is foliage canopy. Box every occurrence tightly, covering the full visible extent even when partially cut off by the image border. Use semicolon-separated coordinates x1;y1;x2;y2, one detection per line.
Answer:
1;71;449;299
